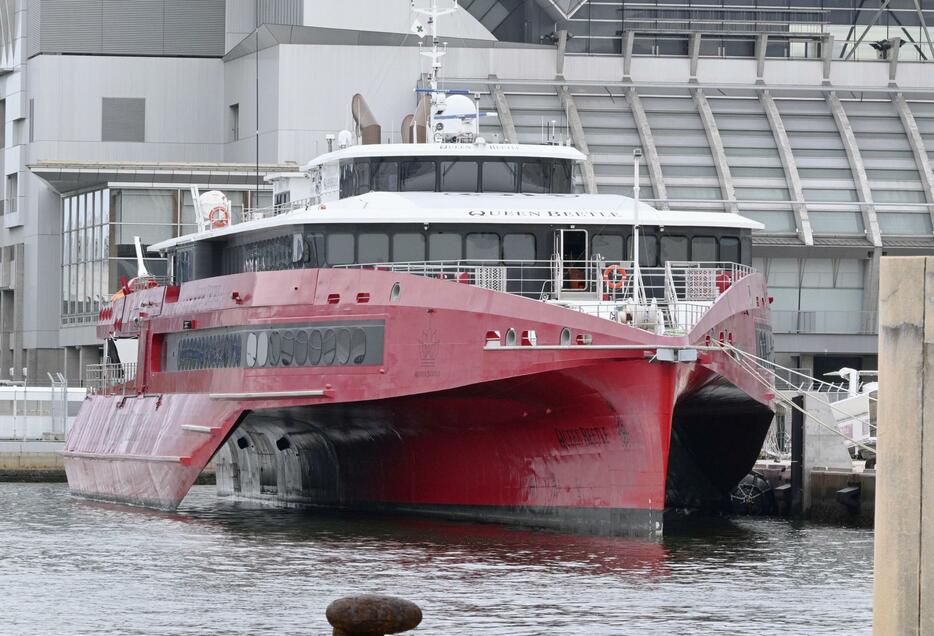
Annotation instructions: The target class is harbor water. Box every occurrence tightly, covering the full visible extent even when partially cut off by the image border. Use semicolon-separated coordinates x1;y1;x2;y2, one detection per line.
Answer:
0;483;872;635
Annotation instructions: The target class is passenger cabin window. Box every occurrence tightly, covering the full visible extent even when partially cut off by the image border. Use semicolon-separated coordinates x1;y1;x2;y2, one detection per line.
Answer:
429;233;462;260
401;161;435;191
440;160;478;192
327;233;354;265
552;161;572;193
503;234;535;261
358;233;389;263
482;160;518;192
466;233;500;260
392;233;426;262
592;235;624;262
660;236;688;264
373;160;398;191
627;234;658;267
720;237;740;263
691;236;718;262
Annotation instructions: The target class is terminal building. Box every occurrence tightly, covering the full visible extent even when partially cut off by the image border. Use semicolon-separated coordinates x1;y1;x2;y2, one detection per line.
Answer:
0;0;931;384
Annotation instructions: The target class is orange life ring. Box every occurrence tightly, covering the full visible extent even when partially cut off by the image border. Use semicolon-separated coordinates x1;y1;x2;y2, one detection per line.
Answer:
603;264;627;290
208;205;230;229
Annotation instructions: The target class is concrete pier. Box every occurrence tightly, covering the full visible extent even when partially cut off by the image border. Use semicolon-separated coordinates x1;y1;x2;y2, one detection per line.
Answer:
874;257;934;636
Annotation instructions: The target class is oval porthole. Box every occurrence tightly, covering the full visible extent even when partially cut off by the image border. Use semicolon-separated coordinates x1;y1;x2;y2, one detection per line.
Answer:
390;282;401;302
268;331;281;366
308;329;323;365
246;333;258;367
335;328;351;365
560;328;571;346
280;330;295;366
505;328;517;346
321;329;337;365
294;330;308;366
256;331;269;367
350;327;367;364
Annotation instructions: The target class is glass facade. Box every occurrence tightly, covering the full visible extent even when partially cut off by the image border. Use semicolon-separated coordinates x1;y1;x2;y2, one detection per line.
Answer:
60;187;263;324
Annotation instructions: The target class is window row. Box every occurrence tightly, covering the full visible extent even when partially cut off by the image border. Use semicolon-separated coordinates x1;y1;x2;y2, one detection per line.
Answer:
339;158;574;197
591;234;741;266
325;232;537;265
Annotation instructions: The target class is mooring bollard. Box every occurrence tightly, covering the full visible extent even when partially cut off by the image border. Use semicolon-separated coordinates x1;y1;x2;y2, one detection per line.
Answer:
326;594;422;636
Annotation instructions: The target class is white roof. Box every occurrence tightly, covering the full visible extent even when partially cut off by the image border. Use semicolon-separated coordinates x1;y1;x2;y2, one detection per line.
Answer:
150;191;763;252
303;142;586;169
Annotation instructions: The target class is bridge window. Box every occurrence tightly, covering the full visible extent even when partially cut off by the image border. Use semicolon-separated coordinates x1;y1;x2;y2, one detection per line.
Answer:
440;160;478;192
372;160;398;191
592;235;624;262
358;233;389;263
720;237;740;263
482;159;518;192
326;233;354;265
520;161;548;193
552;161;572;193
691;236;718;262
392;233;426;262
503;234;535;261
660;236;688;264
466;233;500;260
429;233;462;260
401;160;436;191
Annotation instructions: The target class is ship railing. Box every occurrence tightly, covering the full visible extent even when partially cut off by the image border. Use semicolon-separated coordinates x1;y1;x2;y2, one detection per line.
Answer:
339;259;756;332
244;197;317;220
84;363;137;395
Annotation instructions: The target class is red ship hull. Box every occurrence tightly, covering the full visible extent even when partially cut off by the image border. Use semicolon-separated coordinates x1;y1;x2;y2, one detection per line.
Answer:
64;268;774;537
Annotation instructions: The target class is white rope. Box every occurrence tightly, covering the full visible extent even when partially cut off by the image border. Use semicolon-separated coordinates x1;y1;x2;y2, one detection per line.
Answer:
723;343;878;402
712;342;877;455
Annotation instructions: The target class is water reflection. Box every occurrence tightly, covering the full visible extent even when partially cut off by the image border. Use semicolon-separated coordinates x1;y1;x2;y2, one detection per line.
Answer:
0;484;873;635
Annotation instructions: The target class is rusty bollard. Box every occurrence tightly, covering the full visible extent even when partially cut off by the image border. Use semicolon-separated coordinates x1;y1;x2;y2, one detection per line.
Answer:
326;594;422;636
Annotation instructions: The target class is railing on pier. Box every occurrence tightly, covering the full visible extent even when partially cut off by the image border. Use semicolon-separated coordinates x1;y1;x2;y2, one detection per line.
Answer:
84;363;137;395
339;259;755;334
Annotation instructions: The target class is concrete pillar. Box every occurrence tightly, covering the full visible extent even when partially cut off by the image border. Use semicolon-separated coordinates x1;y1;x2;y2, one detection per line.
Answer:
874;256;934;635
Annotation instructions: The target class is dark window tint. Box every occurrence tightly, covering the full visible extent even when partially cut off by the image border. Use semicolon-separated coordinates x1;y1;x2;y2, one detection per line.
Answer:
720;237;740;263
592;235;624;261
401;161;436;191
339;160;354;198
520;161;548;193
465;233;500;260
660;236;688;263
440;160;478;192
627;234;658;267
552;161;572;193
482;160;517;192
503;234;536;261
429;233;462;260
392;233;426;262
327;233;354;265
358;233;389;263
354;160;371;195
373;160;398;191
691;236;718;262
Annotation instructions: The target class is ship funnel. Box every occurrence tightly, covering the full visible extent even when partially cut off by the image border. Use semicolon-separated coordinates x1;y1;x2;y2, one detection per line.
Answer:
401;95;430;143
351;93;381;145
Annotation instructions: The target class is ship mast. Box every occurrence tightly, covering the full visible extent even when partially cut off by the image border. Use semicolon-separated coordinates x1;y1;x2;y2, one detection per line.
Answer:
412;0;459;143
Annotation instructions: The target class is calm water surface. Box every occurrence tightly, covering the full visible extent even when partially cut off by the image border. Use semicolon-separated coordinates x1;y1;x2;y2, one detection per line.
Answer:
0;483;872;635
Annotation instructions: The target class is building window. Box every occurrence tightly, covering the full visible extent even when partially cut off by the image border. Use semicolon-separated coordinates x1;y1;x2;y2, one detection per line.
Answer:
5;173;16;216
102;97;145;142
229;103;239;141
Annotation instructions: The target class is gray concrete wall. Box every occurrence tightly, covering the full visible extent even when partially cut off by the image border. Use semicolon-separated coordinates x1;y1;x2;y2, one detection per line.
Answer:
874;256;934;635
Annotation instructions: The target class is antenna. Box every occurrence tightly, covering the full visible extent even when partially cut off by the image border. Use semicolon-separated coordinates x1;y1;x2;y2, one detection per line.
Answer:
133;236;150;279
412;0;459;143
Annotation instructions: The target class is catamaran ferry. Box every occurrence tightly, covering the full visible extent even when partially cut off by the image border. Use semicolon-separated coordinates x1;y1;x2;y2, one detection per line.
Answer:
63;2;775;537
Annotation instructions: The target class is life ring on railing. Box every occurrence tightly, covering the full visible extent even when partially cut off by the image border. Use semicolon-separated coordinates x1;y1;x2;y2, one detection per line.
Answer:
603;264;627;290
208;205;230;229
716;271;733;293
